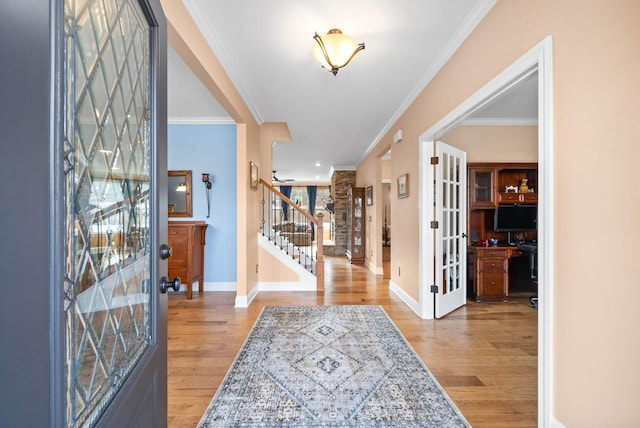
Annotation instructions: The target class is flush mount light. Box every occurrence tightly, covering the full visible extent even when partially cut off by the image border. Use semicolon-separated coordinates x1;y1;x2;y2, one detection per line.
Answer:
313;29;365;76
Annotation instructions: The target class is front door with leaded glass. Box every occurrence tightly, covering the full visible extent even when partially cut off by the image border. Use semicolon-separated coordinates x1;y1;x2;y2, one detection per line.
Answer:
62;0;167;426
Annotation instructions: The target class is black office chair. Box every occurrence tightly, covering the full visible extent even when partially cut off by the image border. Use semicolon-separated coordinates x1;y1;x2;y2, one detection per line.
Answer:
517;243;538;308
528;249;538;308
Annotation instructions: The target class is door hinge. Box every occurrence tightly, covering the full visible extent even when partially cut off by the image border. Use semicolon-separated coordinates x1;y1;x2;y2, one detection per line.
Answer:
430;221;439;229
430;285;439;293
430;156;439;165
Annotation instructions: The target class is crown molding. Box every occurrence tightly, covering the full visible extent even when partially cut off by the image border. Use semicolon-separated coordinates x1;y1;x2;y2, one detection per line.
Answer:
328;165;356;177
182;0;263;125
168;116;236;125
357;0;497;165
461;117;538;126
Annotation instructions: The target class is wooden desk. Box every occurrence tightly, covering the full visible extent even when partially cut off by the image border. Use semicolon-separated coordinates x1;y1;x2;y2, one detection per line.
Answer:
168;221;208;299
468;245;527;302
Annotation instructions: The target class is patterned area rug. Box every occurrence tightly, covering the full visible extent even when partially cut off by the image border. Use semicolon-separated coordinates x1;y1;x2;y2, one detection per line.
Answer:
198;305;470;427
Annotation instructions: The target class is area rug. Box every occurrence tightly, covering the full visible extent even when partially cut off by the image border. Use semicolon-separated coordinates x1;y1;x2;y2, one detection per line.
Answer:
198;305;470;427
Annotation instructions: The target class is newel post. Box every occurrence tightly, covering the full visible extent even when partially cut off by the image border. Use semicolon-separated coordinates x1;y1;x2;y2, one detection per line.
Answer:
316;212;324;292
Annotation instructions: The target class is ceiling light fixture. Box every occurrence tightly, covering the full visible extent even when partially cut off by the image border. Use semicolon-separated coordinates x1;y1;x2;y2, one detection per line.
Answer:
313;29;364;76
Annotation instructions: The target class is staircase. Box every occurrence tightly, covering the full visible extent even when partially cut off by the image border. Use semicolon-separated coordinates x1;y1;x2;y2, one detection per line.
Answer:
259;179;324;291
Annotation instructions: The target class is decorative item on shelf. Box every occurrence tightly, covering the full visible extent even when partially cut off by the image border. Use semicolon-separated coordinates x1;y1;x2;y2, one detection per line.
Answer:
313;29;365;76
519;178;529;193
366;186;373;205
505;185;518;193
202;173;212;218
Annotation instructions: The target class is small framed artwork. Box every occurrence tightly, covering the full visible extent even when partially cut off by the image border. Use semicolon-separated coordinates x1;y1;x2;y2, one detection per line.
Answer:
366;186;373;206
397;173;409;198
250;161;258;191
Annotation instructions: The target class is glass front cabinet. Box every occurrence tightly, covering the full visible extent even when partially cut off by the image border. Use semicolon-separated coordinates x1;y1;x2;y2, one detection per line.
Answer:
346;187;365;264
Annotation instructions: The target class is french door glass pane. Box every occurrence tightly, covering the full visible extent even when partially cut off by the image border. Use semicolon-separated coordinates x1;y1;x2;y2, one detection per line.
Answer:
63;0;152;425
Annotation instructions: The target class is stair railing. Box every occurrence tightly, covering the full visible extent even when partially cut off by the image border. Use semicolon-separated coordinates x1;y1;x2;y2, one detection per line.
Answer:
259;178;324;291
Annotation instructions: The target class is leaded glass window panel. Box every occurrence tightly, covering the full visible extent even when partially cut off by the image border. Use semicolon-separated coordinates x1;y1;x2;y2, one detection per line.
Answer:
63;0;152;425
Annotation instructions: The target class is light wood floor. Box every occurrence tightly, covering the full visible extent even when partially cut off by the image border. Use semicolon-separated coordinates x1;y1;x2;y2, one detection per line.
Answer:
168;256;537;427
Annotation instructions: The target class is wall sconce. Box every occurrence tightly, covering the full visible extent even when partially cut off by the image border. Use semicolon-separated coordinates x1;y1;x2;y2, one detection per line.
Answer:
176;182;187;192
313;29;365;76
202;173;212;218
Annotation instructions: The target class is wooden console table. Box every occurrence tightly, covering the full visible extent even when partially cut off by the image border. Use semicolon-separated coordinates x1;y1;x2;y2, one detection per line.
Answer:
168;221;208;299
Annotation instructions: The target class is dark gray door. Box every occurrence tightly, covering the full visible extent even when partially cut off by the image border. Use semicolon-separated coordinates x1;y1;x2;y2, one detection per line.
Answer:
61;0;168;426
0;0;168;426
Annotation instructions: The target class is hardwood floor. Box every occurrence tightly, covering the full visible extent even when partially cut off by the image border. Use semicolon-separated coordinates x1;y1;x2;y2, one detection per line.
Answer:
168;256;537;427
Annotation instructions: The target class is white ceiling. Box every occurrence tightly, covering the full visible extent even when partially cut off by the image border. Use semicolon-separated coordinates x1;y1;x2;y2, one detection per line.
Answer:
168;0;536;183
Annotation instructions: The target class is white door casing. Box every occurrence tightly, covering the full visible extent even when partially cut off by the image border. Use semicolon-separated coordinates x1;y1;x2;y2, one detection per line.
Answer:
418;36;554;427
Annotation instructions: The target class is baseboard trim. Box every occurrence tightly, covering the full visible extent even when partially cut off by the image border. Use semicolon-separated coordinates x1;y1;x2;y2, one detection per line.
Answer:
365;259;384;275
235;285;258;308
258;281;316;292
388;280;422;317
177;281;236;293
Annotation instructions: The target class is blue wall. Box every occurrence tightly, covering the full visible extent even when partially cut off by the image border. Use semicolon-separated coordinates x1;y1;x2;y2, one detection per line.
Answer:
168;124;236;283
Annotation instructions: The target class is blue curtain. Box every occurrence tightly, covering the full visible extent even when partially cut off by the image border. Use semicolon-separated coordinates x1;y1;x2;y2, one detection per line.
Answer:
306;185;317;241
280;185;292;221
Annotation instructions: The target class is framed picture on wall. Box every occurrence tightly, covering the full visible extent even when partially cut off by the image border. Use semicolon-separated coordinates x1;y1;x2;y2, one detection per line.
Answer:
250;161;258;191
366;186;373;205
397;173;408;198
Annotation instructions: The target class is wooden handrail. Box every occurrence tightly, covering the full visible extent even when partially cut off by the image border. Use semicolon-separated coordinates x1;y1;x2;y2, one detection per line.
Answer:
259;178;318;225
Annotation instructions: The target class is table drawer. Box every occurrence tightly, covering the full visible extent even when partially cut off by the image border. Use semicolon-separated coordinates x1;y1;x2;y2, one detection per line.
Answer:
478;259;506;272
477;272;508;300
168;226;188;236
475;248;508;258
498;192;522;203
521;192;538;203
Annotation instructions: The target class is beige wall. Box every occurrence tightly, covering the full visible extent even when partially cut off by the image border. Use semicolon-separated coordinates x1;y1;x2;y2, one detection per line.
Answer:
167;0;640;423
164;0;263;304
442;125;538;162
258;246;298;282
357;0;640;425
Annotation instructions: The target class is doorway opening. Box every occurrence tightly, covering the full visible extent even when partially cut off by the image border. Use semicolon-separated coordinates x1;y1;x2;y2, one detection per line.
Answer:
380;149;392;279
418;36;554;425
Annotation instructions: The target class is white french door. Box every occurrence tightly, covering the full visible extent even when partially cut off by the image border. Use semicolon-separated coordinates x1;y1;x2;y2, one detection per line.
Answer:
429;141;467;318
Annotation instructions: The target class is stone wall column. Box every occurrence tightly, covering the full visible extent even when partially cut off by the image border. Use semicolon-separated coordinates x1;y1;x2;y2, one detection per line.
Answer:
327;170;356;256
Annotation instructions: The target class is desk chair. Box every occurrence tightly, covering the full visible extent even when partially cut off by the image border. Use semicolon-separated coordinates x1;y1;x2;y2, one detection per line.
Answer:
517;243;538;308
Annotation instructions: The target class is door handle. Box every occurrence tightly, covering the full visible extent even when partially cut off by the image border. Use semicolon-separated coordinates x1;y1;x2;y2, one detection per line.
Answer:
159;276;180;293
159;243;172;260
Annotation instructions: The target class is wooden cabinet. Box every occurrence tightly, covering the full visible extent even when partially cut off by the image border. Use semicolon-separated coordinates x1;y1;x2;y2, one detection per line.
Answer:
469;167;497;208
346;187;365;264
467;163;538;244
469;247;510;302
469;163;537;208
168;221;208;299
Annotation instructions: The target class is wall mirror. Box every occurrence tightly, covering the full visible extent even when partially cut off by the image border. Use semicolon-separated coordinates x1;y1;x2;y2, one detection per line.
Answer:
168;170;192;217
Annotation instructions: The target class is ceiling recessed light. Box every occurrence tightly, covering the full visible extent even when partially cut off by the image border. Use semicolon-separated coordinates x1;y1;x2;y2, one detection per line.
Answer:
315;162;321;167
